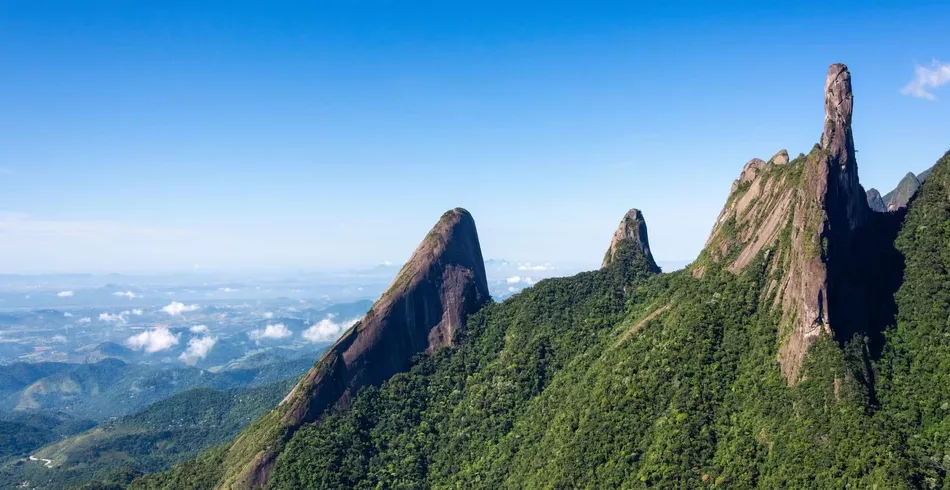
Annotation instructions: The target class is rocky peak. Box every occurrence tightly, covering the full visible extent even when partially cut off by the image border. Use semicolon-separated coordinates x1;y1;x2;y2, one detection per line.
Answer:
884;172;922;211
819;63;867;231
602;208;660;273
866;188;886;212
221;208;490;488
821;64;854;156
697;63;876;382
770;149;790;166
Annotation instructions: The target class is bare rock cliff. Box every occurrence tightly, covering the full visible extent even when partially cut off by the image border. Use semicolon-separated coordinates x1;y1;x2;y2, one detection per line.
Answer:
220;208;490;489
697;64;875;382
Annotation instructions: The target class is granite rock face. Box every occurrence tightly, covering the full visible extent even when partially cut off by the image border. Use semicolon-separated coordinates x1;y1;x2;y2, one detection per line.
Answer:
602;208;660;273
222;208;490;488
699;64;881;382
770;149;790;166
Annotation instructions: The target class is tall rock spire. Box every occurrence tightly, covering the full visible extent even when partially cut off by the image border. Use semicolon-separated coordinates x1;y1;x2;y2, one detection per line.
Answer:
696;63;874;382
219;208;490;489
778;63;872;381
818;63;867;233
602;208;660;273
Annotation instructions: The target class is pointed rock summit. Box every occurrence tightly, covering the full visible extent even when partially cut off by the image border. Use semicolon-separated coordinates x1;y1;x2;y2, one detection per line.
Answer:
866;188;886;212
602;209;659;273
817;63;868;232
883;172;922;211
221;208;490;488
698;63;876;382
770;149;790;166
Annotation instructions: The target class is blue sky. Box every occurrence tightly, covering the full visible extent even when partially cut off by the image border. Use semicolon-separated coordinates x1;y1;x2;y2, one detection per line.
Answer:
0;1;948;273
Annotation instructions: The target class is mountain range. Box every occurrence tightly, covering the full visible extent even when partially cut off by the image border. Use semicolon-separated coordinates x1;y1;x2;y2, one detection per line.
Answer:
85;63;950;489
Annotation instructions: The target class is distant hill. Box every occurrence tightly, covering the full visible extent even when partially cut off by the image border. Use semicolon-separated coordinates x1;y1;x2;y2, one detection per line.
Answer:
868;165;937;213
0;354;317;422
0;362;74;394
0;378;299;490
0;411;95;462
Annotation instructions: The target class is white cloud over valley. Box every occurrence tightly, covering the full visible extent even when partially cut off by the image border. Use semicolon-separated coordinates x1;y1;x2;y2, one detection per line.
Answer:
190;324;209;334
302;315;359;343
99;311;128;324
57;291;74;297
506;276;536;285
249;323;292;342
162;301;199;316
517;262;554;272
127;326;180;353
179;335;218;364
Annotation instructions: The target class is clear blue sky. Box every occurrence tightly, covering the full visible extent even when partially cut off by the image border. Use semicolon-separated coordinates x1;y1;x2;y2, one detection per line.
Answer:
0;1;948;273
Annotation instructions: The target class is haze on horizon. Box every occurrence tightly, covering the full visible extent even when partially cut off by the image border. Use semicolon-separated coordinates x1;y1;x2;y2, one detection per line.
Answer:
0;1;947;274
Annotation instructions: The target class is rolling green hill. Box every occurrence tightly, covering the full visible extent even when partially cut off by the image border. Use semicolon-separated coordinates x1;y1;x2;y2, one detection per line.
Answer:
1;378;301;490
0;354;317;422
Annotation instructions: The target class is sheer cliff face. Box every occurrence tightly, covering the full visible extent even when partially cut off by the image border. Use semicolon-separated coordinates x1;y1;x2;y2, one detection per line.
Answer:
602;209;660;273
698;64;873;382
222;208;490;489
281;207;490;426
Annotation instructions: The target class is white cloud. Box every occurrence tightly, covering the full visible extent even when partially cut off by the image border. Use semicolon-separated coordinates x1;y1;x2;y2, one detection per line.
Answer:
76;317;91;324
114;291;137;299
902;60;950;100
506;276;536;285
190;324;209;334
517;262;554;272
99;311;128;324
219;287;237;293
262;312;274;319
63;312;73;317
130;308;143;316
52;335;67;343
126;326;180;353
249;323;292;342
178;335;218;364
161;301;199;316
57;291;74;297
508;286;518;292
302;316;359;343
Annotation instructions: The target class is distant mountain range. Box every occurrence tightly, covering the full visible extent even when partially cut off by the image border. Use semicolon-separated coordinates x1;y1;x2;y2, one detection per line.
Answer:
867;166;935;212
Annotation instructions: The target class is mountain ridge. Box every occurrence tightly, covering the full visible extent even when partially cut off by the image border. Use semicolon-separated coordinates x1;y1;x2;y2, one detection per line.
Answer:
216;207;491;489
130;64;950;489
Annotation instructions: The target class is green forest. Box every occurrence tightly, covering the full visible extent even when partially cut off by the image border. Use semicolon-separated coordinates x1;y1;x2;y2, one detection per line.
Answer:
124;151;950;490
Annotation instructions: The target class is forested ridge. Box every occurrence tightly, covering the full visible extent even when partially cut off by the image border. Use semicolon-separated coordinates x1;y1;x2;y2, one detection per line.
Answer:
130;150;950;490
127;62;950;489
